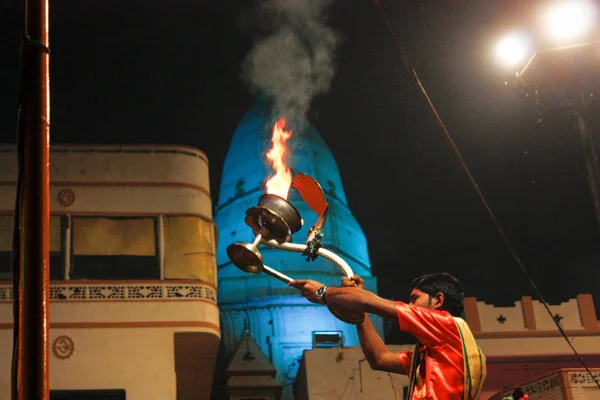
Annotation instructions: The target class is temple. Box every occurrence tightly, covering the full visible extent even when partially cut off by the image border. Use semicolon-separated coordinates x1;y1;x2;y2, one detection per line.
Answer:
214;97;383;396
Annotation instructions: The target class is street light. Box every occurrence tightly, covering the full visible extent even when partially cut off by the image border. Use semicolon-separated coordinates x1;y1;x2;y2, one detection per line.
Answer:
541;0;596;44
496;34;530;68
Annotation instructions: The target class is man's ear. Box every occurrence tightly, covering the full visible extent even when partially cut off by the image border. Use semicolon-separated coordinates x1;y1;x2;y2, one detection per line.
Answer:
432;292;444;309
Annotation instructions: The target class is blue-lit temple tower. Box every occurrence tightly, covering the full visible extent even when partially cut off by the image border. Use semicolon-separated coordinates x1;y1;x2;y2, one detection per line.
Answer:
215;97;383;394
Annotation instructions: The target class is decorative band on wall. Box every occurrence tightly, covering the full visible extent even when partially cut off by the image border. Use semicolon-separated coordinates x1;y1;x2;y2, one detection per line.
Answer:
0;282;216;303
0;321;221;335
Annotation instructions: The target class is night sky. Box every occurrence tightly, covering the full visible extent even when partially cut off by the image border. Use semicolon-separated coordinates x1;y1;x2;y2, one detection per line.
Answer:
1;0;599;344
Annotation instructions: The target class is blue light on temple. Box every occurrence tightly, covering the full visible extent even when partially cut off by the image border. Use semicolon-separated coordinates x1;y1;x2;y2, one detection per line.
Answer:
215;96;382;389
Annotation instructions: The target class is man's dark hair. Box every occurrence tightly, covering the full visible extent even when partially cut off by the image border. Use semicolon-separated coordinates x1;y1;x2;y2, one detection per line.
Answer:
412;272;464;317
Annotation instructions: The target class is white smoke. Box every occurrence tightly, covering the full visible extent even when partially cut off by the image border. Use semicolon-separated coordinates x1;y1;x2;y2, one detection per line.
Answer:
242;0;339;125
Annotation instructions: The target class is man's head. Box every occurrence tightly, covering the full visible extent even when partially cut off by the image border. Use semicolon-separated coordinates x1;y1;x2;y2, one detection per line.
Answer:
409;272;464;317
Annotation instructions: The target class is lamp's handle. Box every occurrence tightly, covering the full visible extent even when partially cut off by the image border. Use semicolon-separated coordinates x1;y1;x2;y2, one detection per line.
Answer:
262;239;355;278
262;264;294;284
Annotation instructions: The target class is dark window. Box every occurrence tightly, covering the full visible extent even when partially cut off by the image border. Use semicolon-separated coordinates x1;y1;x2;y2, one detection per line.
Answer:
0;251;64;280
50;252;65;280
71;255;159;280
50;389;126;400
237;398;269;400
0;251;11;278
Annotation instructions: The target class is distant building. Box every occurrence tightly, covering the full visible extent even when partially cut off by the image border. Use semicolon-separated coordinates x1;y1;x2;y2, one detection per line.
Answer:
0;145;219;400
214;97;383;398
470;294;600;398
294;294;600;399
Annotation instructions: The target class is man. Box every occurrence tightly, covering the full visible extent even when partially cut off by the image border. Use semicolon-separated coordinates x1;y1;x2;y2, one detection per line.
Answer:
290;272;486;399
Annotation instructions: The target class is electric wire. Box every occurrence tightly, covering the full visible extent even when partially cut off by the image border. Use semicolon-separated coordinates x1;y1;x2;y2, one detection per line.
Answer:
372;0;600;390
11;10;29;398
386;372;400;400
10;125;23;400
11;47;25;400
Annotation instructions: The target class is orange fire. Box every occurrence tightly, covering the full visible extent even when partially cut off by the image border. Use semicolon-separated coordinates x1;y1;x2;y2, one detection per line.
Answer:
265;118;293;199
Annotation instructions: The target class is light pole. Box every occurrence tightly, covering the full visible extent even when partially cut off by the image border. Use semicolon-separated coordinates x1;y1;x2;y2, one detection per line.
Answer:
494;0;600;223
14;0;51;398
513;42;600;223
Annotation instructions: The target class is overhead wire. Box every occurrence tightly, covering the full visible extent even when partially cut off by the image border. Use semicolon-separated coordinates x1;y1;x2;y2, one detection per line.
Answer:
371;0;600;390
11;5;28;398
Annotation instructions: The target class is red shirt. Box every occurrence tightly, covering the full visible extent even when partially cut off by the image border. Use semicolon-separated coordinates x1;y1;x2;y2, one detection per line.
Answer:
395;301;466;400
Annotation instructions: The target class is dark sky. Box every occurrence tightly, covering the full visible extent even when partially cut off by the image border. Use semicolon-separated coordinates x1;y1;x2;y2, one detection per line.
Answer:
1;0;600;343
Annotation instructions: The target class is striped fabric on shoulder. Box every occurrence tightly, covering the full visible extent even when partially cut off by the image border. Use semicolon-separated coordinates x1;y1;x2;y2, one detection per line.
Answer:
454;317;487;399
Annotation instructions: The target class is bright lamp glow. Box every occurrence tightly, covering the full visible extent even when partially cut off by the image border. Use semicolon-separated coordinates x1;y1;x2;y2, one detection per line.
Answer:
496;34;529;67
543;1;595;43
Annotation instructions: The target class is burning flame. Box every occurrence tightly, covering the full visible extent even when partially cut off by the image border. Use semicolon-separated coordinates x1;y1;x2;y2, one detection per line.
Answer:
265;118;293;199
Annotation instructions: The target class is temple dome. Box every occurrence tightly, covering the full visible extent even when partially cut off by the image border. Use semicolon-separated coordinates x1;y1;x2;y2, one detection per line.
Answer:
217;96;348;207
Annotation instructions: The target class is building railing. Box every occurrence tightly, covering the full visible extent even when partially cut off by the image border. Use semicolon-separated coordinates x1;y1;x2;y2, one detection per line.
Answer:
0;280;216;303
488;368;600;399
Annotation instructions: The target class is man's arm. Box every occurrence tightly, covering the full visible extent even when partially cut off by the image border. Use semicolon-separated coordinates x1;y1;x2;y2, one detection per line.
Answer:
358;313;409;374
327;286;399;322
290;279;398;322
340;276;409;374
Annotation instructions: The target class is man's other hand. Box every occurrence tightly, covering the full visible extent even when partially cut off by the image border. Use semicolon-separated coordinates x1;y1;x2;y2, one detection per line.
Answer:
289;279;323;303
342;275;365;289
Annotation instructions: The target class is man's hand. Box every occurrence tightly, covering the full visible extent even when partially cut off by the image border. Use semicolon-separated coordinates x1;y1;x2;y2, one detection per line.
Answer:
289;279;324;303
341;275;365;289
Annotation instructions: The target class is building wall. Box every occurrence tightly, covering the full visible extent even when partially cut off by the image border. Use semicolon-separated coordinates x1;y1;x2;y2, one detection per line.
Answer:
463;294;600;399
0;291;219;399
0;145;219;400
468;296;596;335
0;145;213;219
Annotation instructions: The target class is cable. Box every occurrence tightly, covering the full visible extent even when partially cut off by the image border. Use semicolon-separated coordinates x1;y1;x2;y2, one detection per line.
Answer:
387;372;400;400
11;8;29;398
11;51;26;400
372;0;600;390
10;132;24;400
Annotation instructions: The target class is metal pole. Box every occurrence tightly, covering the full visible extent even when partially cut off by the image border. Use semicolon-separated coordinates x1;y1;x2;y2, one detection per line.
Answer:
17;0;51;397
574;89;600;224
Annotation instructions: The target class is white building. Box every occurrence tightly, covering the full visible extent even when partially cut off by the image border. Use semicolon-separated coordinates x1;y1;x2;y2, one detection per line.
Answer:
0;145;219;400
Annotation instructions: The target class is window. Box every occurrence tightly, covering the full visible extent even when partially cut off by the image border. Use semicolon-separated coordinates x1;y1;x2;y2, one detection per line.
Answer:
0;251;11;279
0;214;65;280
0;214;217;282
163;216;216;285
71;217;159;280
50;389;125;400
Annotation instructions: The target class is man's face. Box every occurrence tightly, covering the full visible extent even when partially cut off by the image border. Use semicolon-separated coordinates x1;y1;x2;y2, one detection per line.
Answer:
409;288;433;309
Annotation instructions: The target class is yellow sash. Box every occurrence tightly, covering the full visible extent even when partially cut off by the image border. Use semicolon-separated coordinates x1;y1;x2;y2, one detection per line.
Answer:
454;317;487;399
